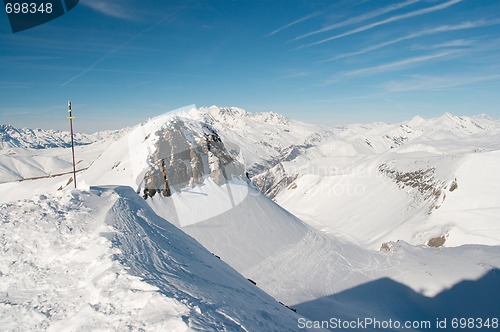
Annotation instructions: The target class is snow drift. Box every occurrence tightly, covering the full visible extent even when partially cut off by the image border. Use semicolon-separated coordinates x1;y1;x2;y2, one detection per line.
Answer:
0;186;307;331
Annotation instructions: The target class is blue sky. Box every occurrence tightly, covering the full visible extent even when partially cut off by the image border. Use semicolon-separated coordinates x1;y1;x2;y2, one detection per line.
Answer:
1;0;500;132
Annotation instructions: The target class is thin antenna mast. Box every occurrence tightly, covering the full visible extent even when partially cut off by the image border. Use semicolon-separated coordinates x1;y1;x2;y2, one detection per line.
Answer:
67;100;77;188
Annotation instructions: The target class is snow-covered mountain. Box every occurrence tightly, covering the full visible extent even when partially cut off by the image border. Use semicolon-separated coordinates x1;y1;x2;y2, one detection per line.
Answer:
243;111;500;249
79;108;311;272
0;126;129;183
0;124;87;149
1;106;500;331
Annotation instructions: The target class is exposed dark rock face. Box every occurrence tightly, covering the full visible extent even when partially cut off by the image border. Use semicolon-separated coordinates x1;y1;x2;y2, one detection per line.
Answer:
252;163;298;200
427;235;446;247
378;164;447;213
449;178;458;191
378;165;439;195
141;118;245;199
247;144;312;178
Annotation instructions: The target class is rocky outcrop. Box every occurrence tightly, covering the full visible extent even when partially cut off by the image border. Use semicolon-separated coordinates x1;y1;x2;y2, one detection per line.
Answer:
378;164;447;214
252;163;297;200
141;118;245;199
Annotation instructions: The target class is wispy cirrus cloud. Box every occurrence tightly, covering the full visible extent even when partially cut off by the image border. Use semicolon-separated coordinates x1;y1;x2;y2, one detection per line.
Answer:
412;38;476;50
266;12;321;37
80;0;137;21
384;73;500;92
278;69;317;80
299;0;464;49
61;4;188;87
0;81;30;89
293;0;420;41
321;19;500;62
344;50;458;77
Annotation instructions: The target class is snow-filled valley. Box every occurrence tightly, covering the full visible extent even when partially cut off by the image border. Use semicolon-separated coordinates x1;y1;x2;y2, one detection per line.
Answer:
1;106;500;331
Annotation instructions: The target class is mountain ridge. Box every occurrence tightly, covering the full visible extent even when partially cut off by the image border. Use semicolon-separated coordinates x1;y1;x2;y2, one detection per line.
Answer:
0;124;128;149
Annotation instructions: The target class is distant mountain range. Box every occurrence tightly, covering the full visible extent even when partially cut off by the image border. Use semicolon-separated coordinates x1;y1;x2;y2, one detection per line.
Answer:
0;124;127;149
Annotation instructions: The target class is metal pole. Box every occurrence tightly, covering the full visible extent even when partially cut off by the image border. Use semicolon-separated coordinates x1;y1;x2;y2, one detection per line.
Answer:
67;100;77;188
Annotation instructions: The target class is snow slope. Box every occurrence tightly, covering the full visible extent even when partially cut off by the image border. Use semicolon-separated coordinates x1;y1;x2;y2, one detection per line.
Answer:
249;112;500;249
0;186;308;331
0;126;128;183
248;233;500;332
0;148;72;183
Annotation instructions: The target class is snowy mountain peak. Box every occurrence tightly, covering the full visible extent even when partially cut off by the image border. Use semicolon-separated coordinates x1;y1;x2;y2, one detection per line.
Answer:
407;115;426;126
254;111;291;125
201;106;250;123
433;112;490;132
196;106;292;127
210;105;249;117
475;113;495;120
140;115;245;199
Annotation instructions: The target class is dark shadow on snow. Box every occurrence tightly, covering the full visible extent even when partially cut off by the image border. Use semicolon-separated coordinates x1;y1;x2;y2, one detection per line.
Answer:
295;268;500;331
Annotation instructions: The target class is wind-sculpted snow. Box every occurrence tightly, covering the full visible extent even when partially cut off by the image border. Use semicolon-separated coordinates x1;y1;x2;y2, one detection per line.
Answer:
0;189;192;331
0;187;308;331
107;186;308;331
